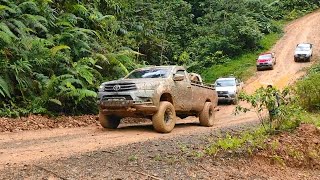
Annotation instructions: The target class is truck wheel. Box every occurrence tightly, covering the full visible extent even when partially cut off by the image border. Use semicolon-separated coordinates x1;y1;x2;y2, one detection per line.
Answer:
99;112;121;129
232;96;239;105
152;101;176;133
199;102;215;127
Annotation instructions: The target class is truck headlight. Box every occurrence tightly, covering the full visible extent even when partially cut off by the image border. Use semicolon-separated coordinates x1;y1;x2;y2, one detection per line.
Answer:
98;85;104;92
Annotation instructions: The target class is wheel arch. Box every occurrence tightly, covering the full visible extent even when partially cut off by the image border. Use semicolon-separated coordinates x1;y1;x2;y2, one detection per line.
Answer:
160;93;173;104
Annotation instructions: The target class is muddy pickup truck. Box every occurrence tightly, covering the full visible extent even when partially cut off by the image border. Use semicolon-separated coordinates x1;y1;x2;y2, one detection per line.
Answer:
97;66;218;133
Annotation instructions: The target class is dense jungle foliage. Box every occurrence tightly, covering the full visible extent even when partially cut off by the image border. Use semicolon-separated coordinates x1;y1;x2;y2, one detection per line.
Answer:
0;0;319;117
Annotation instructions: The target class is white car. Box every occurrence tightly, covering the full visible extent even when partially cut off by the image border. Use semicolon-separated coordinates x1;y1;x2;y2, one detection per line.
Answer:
294;43;313;62
214;77;244;105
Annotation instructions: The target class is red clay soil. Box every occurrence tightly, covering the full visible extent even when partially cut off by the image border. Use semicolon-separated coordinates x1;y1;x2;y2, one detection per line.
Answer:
0;115;99;132
258;124;320;169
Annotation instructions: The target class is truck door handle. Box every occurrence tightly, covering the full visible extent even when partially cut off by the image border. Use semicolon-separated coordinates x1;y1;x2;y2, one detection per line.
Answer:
187;86;191;88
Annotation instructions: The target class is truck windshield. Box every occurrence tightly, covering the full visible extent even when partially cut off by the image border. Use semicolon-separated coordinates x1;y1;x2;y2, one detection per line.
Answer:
125;68;170;79
258;54;272;59
296;47;310;51
215;80;235;87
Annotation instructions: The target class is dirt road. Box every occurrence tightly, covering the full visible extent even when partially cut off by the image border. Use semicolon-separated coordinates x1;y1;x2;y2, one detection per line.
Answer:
1;11;320;172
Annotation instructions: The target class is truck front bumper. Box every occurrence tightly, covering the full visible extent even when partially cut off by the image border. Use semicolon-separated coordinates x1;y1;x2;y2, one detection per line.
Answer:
98;99;157;117
257;64;273;69
217;94;235;102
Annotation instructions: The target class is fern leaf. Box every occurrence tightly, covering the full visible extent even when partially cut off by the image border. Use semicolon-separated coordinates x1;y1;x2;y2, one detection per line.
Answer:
74;64;94;85
0;22;17;38
68;89;97;101
51;45;70;56
119;49;144;56
0;76;11;98
10;19;28;36
21;14;48;32
72;4;88;15
56;21;74;28
94;53;109;64
18;1;39;13
97;15;115;21
49;98;62;106
0;5;16;13
106;54;129;74
0;31;12;44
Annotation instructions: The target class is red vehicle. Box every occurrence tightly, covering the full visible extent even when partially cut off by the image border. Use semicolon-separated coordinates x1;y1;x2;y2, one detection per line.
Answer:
256;52;276;71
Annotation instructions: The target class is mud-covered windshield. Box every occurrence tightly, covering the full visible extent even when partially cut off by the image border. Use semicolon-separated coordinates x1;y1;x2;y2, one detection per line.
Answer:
125;68;171;79
215;79;235;87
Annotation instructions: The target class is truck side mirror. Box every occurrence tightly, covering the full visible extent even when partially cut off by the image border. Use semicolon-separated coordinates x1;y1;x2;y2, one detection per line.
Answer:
173;74;185;81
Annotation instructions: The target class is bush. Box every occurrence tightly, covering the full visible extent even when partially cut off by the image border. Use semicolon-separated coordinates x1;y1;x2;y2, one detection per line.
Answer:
295;73;320;111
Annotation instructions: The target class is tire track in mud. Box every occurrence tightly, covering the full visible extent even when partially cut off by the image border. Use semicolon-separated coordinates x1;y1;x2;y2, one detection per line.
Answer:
1;11;320;168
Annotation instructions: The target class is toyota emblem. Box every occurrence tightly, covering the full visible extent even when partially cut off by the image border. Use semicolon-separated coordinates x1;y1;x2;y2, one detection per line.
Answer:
113;85;121;91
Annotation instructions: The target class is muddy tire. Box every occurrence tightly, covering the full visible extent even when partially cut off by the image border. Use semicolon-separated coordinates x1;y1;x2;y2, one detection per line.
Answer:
307;56;311;62
152;101;176;133
232;96;238;105
199;102;215;127
99;112;121;129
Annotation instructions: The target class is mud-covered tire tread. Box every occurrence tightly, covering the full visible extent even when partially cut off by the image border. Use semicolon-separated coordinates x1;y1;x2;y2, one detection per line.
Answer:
152;101;176;133
199;102;215;127
99;112;121;129
232;96;239;105
307;56;311;62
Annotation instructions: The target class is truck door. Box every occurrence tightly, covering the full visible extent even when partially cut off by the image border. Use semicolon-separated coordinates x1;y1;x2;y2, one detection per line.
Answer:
172;70;192;111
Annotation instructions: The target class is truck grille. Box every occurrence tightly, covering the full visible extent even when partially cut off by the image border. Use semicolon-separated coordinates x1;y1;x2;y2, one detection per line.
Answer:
104;83;137;92
218;91;228;95
102;95;133;100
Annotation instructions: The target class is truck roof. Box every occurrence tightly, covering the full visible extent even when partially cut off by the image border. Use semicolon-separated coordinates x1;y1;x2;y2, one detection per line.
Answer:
134;65;184;71
216;77;236;81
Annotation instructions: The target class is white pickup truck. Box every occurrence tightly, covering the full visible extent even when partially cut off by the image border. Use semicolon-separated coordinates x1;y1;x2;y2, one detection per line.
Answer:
214;76;244;105
294;43;313;62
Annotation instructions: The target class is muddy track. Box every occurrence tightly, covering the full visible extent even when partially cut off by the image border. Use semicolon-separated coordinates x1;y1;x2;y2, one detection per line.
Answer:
1;11;320;170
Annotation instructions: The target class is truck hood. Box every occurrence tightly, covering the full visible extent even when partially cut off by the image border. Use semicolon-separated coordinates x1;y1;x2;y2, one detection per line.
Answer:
215;86;236;93
102;78;168;89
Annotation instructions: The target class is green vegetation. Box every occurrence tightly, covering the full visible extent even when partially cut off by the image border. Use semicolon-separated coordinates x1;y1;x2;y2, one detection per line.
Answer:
295;64;320;111
0;0;319;117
